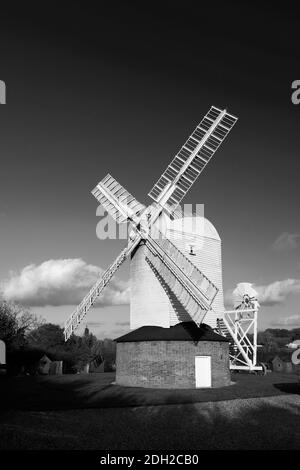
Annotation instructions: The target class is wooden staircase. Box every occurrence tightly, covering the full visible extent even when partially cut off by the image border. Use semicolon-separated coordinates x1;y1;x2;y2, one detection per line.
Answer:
216;318;238;355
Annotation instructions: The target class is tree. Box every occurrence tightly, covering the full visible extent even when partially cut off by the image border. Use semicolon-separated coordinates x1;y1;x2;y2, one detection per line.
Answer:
26;321;116;373
27;323;105;372
0;301;42;350
27;323;65;352
82;326;98;349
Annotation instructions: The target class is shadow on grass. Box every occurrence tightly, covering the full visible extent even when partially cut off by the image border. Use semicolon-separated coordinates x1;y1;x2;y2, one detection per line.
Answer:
274;382;300;395
0;371;299;412
0;389;300;449
175;398;300;449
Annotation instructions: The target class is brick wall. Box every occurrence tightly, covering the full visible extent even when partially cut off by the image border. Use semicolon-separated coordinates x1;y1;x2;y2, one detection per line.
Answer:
116;340;230;388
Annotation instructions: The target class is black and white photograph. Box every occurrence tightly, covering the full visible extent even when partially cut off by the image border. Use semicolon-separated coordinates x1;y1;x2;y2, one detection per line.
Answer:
0;0;299;459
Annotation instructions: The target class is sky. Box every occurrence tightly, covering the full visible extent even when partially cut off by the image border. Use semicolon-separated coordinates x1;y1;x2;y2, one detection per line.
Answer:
0;2;299;338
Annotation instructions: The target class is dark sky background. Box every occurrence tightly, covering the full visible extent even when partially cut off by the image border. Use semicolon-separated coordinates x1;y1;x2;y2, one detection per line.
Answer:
0;2;299;336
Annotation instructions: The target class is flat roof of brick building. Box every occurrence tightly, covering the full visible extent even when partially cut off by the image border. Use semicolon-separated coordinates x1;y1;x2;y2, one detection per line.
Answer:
115;322;229;343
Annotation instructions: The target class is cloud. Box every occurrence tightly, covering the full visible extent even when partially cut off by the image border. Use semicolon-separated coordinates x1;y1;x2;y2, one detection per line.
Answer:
1;258;130;307
272;315;300;328
109;327;129;338
83;321;105;327
255;279;300;306
225;278;300;307
272;232;300;251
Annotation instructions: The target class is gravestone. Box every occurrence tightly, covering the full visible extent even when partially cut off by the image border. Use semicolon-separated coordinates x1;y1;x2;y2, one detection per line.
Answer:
49;361;63;375
38;354;51;375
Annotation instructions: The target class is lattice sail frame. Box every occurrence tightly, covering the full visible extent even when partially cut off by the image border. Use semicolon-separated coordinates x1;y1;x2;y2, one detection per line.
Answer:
92;174;146;224
148;106;238;215
64;237;142;340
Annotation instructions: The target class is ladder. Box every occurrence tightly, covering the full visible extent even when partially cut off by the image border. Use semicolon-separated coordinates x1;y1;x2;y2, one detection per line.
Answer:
217;318;230;338
64;243;134;341
217;318;238;355
145;232;218;325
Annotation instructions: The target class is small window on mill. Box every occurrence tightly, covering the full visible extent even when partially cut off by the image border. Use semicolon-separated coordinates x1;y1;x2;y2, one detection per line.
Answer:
188;244;196;256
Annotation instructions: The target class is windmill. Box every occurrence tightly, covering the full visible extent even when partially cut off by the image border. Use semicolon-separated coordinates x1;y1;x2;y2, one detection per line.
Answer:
64;106;237;342
64;105;262;380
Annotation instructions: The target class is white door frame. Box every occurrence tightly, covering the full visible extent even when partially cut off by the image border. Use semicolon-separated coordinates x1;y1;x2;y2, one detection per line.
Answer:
195;355;212;388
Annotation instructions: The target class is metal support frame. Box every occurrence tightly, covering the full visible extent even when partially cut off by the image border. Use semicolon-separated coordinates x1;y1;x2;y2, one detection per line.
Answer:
221;308;262;372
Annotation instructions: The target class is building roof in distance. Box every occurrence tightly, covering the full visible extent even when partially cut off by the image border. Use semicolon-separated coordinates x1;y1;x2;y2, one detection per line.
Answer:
115;322;229;343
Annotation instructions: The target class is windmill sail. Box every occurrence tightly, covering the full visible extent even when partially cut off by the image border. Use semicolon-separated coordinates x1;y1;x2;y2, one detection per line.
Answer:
148;106;238;215
92;174;146;224
145;227;218;325
64;236;141;340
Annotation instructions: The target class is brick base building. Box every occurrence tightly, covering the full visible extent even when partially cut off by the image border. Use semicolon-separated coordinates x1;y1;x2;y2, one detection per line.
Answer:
115;322;230;389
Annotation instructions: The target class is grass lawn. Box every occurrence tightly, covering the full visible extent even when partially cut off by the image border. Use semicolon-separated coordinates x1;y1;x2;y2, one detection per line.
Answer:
0;372;299;449
0;371;299;410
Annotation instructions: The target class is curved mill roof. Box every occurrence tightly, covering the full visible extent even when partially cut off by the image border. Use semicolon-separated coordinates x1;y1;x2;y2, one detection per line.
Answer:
170;216;220;241
156;212;221;241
